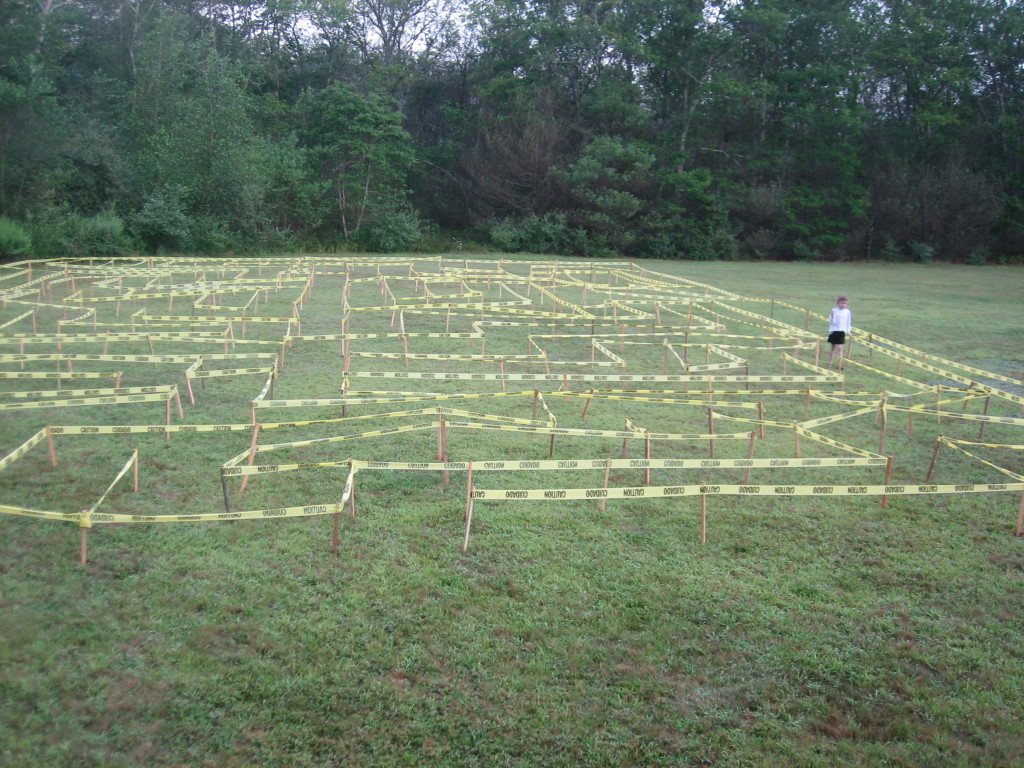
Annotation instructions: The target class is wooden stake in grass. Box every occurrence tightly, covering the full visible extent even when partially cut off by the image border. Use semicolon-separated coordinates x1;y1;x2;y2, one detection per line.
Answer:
700;493;707;544
46;426;57;466
925;438;941;483
462;462;474;553
707;407;715;458
744;431;756;484
1016;493;1024;538
601;458;611;512
80;511;89;566
581;389;594;419
644;433;651;485
879;393;888;455
978;396;991;440
881;456;895;508
239;424;262;493
221;473;232;513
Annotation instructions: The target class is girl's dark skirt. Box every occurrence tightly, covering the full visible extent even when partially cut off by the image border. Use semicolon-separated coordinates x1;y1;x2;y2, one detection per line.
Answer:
828;331;846;345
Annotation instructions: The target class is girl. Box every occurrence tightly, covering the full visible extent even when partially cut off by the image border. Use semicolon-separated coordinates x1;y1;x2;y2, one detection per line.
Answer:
827;295;851;369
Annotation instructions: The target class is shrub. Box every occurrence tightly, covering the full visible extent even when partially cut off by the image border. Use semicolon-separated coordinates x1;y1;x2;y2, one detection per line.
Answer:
907;241;935;263
188;216;233;254
0;217;32;260
966;247;990;266
488;213;584;255
61;211;131;258
881;237;904;262
361;206;425;253
129;188;192;252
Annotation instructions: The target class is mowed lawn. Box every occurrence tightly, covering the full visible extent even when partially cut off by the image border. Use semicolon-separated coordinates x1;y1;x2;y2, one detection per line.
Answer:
1;256;1023;768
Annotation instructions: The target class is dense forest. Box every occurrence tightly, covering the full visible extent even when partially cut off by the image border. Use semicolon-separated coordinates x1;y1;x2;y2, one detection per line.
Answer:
0;0;1021;261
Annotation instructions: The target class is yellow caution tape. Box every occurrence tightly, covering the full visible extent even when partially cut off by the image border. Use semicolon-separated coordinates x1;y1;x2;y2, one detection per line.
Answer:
0;428;48;470
470;481;1024;501
187;366;275;379
886;406;1024;427
0;387;176;410
937;437;1024;481
0;371;119;380
345;370;841;383
348;456;887;472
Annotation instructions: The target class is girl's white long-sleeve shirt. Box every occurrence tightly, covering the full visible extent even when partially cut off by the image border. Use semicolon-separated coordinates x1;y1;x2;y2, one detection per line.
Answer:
829;306;852;333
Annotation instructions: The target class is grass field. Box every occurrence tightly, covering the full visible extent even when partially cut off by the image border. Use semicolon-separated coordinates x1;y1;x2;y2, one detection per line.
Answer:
1;255;1023;767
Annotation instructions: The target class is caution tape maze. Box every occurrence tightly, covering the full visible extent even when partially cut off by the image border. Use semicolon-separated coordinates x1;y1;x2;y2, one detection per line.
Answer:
1;256;1021;561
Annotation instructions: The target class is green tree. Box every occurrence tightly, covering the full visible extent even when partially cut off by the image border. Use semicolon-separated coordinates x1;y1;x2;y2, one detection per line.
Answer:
125;14;269;248
299;82;418;240
559;136;654;253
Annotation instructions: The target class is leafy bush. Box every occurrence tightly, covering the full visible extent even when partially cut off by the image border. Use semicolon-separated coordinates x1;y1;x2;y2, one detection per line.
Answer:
488;213;585;255
361;206;425;252
61;211;131;258
907;241;935;263
0;217;32;259
791;239;825;261
881;237;904;262
188;216;233;254
966;247;990;266
129;188;192;252
257;226;299;253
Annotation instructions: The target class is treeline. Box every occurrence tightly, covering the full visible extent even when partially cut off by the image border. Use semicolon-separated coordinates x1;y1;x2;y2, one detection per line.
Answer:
1;0;1021;262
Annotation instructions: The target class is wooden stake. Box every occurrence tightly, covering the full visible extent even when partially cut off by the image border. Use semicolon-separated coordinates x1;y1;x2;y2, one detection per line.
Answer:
978;396;991;440
879;396;888;455
925;439;941;483
581;390;594;419
462;462;475;552
700;494;707;544
46;426;57;466
881;456;894;508
601;458;611;512
239;424;262;493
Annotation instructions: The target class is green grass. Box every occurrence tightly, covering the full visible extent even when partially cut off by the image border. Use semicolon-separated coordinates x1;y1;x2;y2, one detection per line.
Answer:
1;255;1023;767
